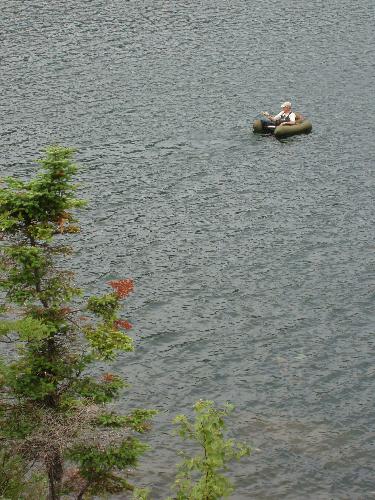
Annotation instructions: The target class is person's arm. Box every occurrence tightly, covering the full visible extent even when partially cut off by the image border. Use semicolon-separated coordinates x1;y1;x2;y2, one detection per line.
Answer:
261;111;281;122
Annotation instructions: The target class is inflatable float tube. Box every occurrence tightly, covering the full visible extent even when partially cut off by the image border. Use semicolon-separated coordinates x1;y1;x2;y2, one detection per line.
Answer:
253;113;312;139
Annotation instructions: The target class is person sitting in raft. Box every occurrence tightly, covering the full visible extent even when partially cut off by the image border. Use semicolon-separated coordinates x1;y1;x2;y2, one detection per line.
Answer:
260;101;296;129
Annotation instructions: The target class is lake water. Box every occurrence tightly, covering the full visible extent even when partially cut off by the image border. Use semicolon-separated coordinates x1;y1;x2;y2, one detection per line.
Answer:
1;1;374;498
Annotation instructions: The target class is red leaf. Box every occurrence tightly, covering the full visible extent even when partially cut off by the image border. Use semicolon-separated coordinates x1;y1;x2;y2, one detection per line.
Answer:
114;319;133;330
108;279;134;298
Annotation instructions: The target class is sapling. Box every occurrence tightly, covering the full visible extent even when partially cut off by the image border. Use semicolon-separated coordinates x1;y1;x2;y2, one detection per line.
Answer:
170;400;250;500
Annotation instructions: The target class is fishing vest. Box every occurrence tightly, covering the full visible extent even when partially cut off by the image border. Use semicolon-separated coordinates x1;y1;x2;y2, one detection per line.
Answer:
277;112;291;124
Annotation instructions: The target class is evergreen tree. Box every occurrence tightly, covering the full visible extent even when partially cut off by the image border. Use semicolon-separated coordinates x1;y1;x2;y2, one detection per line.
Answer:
0;146;156;499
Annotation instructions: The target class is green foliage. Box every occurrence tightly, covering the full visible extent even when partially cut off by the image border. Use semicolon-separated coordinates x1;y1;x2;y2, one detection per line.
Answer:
0;146;153;499
0;403;40;439
68;438;149;475
169;400;250;500
96;409;158;433
0;449;46;499
84;324;134;360
5;351;81;402
133;487;151;499
66;438;149;496
0;146;85;236
72;375;126;404
0;317;52;342
85;293;135;360
87;293;120;321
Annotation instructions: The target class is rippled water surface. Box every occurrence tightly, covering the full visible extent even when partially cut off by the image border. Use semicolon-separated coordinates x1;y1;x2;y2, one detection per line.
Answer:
1;1;374;498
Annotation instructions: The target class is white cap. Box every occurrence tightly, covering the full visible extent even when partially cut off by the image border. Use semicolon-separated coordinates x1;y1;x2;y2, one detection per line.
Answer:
281;101;291;108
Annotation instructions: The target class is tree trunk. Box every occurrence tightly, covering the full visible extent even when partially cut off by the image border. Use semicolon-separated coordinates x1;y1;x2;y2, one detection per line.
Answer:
47;449;64;500
76;481;90;500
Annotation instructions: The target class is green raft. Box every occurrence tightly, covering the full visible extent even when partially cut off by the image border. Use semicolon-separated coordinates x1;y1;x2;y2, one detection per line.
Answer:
253;113;312;139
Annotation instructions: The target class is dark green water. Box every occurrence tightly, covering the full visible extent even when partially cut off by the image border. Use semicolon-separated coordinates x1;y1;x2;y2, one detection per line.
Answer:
1;1;374;498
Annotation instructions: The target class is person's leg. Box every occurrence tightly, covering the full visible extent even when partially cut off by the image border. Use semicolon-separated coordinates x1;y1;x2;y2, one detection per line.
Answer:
260;117;275;130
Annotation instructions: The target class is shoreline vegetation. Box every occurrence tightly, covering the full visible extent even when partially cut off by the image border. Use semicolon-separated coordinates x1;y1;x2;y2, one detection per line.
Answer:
0;146;249;499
